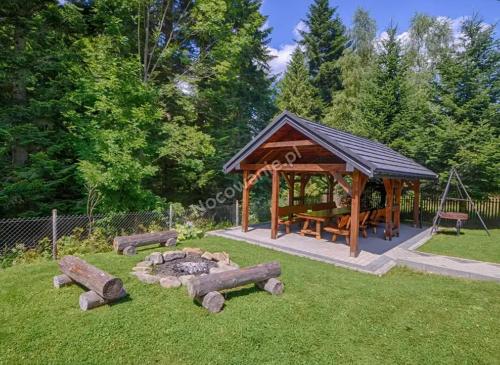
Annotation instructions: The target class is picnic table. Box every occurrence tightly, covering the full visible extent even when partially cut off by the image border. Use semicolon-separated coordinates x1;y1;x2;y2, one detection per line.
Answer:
297;207;351;239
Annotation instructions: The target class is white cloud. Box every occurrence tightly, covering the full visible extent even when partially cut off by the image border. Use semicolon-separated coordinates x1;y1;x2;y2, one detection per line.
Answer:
267;43;297;77
293;21;308;40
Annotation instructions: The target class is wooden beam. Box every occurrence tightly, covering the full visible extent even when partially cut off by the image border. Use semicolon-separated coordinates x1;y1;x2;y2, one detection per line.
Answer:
240;163;346;173
349;170;361;257
288;173;295;221
383;178;393;240
242;170;250;232
261;140;316;149
270;169;280;239
330;172;352;196
299;174;310;205
394;180;402;235
413;180;420;228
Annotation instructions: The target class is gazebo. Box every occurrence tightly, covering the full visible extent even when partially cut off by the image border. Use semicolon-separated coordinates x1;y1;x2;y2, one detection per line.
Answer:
223;111;437;257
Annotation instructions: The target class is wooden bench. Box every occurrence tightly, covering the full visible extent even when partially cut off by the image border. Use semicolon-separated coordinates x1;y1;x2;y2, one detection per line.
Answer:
367;208;385;233
324;211;370;244
277;202;337;233
438;211;469;235
186;261;283;313
113;230;178;255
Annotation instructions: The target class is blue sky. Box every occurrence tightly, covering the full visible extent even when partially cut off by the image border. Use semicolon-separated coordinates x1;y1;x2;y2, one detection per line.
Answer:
261;0;499;75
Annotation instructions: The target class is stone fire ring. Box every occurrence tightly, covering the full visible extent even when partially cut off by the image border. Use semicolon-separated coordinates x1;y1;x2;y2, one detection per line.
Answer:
130;247;240;289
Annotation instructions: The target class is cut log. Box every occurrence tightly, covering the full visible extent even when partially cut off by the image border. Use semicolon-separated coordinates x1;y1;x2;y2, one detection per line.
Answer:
59;255;123;300
53;274;74;289
186;261;281;298
113;230;178;253
79;288;127;311
256;278;284;295
195;291;225;313
122;246;137;256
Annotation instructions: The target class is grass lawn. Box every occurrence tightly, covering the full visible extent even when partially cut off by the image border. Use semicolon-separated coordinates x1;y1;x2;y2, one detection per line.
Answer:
1;236;499;364
419;228;500;264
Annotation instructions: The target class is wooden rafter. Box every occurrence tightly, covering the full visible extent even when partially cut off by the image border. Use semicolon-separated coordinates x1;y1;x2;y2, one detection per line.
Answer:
330;172;352;196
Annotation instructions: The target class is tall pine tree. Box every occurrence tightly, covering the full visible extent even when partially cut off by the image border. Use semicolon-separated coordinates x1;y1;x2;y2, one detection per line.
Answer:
276;48;322;119
300;0;347;105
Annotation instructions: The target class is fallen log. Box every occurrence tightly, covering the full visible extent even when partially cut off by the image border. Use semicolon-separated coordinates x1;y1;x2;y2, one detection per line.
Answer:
256;278;284;295
186;261;281;298
195;291;225;313
79;289;127;311
53;274;74;289
113;230;178;254
59;255;123;300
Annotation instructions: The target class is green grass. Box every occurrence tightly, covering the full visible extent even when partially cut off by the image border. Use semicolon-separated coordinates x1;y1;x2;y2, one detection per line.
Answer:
1;237;499;364
419;228;500;264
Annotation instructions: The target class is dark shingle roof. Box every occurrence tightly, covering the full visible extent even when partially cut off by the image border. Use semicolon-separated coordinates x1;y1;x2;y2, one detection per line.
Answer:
223;111;437;180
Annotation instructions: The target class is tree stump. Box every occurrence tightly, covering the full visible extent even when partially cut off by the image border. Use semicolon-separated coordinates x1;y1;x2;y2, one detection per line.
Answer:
256;278;284;295
79;289;127;311
53;274;74;289
195;291;225;313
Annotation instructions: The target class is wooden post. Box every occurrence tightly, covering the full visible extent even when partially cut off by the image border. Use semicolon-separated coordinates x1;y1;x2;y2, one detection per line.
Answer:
349;170;361;257
394;180;402;236
242;170;250;232
51;209;57;260
299;174;306;205
413;180;420;227
288;172;294;222
271;169;279;239
235;200;239;227
383;178;393;240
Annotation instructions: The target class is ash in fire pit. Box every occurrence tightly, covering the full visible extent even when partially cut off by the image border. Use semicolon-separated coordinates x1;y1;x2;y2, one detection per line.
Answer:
152;253;217;278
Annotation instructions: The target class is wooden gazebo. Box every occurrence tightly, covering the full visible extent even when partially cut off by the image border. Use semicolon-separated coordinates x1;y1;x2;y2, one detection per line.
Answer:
223;111;437;257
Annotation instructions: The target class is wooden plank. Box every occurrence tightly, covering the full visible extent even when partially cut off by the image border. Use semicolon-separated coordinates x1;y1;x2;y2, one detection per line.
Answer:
242;170;250;232
240;163;346;173
261;139;316;149
271;169;279;239
349;170;361;257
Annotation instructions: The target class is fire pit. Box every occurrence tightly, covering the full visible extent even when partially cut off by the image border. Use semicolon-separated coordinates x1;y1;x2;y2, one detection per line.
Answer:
130;248;239;288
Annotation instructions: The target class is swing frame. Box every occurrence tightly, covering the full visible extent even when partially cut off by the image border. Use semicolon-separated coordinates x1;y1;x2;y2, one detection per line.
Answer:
431;168;490;236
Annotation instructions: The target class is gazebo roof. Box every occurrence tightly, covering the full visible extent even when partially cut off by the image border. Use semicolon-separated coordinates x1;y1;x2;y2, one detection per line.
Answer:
223;110;437;180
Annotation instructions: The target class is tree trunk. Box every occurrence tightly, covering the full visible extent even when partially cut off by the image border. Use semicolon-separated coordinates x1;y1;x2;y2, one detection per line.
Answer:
186;261;281;298
59;255;123;300
79;289;127;311
195;291;225;313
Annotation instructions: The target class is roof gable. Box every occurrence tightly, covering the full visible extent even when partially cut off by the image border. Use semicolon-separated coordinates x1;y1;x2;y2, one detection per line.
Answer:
223;111;437;180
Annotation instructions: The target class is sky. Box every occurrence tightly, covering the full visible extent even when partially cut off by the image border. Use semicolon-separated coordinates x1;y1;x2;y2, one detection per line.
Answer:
261;0;500;75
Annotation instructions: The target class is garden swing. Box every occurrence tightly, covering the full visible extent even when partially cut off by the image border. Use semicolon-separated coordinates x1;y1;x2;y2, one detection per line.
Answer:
431;167;490;236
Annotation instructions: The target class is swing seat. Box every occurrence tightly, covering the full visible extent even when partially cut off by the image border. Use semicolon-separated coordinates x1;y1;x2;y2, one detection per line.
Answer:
438;212;468;221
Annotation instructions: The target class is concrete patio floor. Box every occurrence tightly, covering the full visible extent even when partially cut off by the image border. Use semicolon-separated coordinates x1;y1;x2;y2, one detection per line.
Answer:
210;222;430;275
210;223;500;281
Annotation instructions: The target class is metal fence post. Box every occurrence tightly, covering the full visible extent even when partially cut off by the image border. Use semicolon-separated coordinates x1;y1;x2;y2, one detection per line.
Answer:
235;200;239;227
169;204;173;230
51;209;57;260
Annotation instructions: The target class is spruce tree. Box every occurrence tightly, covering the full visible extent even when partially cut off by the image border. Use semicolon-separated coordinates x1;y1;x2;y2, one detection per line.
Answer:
300;0;348;104
276;48;322;119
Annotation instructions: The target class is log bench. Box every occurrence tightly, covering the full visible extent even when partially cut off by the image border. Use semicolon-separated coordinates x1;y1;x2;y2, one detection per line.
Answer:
113;230;178;255
186;261;284;313
54;255;127;311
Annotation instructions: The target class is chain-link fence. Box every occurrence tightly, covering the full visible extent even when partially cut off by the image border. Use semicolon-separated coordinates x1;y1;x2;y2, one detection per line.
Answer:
0;203;239;256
